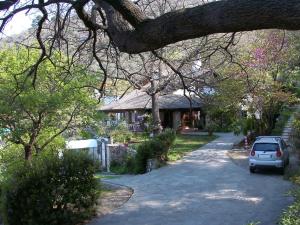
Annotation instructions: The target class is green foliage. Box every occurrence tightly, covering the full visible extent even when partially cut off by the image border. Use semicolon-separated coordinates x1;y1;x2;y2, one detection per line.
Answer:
0;144;24;186
155;128;176;159
204;30;299;135
205;78;246;133
104;121;133;143
0;46;100;157
279;109;300;225
271;107;294;135
0;150;100;225
205;122;219;135
134;129;176;174
292;113;300;135
130;132;149;143
112;131;215;174
134;139;158;174
229;106;294;136
230;117;256;136
279;190;300;225
292;112;300;148
110;155;136;174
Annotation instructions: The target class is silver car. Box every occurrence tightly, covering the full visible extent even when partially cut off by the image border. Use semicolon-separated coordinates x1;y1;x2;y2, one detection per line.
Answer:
249;136;289;174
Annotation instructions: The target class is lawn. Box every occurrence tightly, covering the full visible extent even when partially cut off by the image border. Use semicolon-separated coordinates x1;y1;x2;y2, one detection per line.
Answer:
108;133;217;174
168;134;217;161
94;172;121;180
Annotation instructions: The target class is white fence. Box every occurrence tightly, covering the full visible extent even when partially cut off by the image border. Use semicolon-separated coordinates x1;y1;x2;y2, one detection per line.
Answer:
66;138;110;172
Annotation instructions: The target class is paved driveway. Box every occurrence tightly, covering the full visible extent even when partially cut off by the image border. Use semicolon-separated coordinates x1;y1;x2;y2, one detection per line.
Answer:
89;133;294;225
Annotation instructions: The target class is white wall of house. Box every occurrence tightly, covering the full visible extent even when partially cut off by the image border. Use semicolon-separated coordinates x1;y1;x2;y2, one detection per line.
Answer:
172;111;181;130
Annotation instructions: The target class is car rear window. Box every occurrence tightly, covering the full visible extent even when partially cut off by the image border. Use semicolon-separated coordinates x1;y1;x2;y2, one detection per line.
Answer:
253;143;279;151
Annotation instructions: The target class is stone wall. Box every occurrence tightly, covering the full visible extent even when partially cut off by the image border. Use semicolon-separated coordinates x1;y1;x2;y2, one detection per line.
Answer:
108;144;136;164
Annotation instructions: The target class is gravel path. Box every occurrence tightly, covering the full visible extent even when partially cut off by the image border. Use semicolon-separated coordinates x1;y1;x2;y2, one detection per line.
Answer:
89;133;294;225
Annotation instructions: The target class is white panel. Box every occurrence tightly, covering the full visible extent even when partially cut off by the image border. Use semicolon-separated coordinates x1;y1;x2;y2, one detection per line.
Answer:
66;139;97;149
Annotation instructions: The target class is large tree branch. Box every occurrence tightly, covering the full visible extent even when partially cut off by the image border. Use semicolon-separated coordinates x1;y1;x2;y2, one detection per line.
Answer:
101;0;147;27
2;0;300;54
97;0;300;53
0;0;18;11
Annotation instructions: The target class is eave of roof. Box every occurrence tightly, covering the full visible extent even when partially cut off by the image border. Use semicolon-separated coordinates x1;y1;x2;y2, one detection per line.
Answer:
100;89;203;112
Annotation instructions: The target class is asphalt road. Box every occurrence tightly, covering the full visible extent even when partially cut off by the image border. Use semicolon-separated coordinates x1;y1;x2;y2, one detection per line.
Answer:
89;133;294;225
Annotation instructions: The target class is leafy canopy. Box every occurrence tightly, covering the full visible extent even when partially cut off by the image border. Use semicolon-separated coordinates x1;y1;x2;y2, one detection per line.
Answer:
0;46;100;158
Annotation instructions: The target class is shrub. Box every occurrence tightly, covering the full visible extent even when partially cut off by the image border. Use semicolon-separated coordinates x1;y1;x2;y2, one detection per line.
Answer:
0;150;100;225
205;122;219;136
124;155;136;174
155;129;176;160
110;155;136;174
107;121;133;143
134;129;176;174
134;140;155;174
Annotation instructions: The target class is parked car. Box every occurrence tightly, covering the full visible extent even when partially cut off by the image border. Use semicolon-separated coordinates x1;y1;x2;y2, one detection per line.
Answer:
249;136;290;174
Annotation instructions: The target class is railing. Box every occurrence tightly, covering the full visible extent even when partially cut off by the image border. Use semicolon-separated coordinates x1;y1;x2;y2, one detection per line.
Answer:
128;123;144;132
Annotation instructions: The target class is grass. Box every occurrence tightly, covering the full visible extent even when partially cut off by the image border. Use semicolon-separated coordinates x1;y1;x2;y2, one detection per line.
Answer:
109;133;217;174
278;189;300;225
109;164;131;174
94;172;120;180
130;132;149;142
168;134;217;161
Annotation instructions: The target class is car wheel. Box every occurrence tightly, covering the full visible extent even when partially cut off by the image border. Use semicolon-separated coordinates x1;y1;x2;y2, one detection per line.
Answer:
249;167;255;173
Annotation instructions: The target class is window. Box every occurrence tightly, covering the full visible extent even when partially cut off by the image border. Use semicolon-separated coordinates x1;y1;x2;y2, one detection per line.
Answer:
253;143;279;151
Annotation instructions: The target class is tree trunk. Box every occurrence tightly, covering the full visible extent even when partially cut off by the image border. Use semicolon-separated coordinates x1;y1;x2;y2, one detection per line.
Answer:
24;145;33;160
151;79;162;135
152;92;162;135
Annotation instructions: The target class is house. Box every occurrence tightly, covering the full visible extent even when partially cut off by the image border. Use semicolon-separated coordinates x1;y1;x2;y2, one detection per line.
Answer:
100;88;206;131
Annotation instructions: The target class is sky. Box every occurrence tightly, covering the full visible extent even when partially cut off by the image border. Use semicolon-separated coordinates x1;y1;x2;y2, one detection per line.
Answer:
3;11;32;36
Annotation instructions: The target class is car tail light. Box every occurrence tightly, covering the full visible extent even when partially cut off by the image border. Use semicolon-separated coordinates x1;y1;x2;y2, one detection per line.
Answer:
250;150;255;156
276;149;282;157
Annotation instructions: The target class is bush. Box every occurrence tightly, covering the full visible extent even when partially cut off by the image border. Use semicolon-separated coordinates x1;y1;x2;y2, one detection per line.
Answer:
110;155;136;174
134;140;156;174
0;150;100;225
205;122;219;135
107;121;133;143
108;129;177;175
155;128;176;160
134;129;176;174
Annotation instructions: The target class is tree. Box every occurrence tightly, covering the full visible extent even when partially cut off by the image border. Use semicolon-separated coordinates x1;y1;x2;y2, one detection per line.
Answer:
0;46;99;160
1;0;300;54
194;30;300;135
0;0;278;107
1;0;300;138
